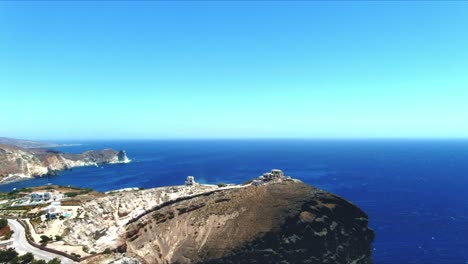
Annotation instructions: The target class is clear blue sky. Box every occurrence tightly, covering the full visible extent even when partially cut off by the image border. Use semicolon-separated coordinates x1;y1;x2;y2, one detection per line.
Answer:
1;2;467;140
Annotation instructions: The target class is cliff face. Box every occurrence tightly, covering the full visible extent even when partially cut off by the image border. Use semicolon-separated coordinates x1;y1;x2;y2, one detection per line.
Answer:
124;181;374;264
0;144;130;183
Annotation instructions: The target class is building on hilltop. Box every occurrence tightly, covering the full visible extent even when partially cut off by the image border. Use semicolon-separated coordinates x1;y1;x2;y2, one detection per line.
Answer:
271;169;284;178
262;169;284;180
185;176;196;186
253;169;290;186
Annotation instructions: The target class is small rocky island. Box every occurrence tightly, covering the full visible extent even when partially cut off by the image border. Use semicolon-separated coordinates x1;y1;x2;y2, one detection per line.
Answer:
0;142;130;184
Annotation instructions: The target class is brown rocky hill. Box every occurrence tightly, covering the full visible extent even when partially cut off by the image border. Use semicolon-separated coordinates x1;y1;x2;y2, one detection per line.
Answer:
124;181;374;264
0;143;129;184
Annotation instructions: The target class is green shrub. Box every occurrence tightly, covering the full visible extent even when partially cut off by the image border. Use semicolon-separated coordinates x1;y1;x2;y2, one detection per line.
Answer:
64;192;78;198
0;218;8;229
82;246;89;253
47;258;61;264
0;248;18;263
19;252;34;263
5;230;14;240
31;260;47;264
40;235;51;244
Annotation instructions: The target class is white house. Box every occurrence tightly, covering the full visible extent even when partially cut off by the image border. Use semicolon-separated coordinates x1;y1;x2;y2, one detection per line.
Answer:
43;204;61;219
29;192;52;202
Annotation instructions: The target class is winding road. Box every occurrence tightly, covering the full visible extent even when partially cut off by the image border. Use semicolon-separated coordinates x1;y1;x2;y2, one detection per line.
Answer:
7;219;76;263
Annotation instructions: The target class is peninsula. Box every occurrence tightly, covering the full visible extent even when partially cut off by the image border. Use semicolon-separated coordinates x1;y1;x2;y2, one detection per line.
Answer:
0;140;130;184
0;170;374;264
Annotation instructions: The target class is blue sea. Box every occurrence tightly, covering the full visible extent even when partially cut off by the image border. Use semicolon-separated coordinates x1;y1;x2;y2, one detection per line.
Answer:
1;139;467;264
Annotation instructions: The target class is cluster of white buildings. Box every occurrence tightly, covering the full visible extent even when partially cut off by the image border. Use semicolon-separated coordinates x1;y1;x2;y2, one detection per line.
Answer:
29;191;63;203
252;169;291;186
184;169;291;188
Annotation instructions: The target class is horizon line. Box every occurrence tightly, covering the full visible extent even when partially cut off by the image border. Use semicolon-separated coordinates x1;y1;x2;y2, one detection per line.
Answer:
26;137;468;142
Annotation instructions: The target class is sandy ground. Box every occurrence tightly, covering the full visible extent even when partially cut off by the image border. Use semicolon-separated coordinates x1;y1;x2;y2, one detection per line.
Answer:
27;205;88;256
48;241;90;256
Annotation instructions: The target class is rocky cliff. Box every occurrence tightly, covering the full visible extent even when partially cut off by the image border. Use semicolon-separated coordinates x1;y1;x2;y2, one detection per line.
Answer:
62;185;219;252
0;144;130;184
122;181;374;264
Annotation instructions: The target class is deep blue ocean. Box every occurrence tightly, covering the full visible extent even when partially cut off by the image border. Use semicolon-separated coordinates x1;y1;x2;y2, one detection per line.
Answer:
1;140;467;263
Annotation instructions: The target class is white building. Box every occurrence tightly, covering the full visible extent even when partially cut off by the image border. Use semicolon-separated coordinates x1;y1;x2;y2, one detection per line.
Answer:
185;176;196;186
43;204;61;219
30;192;52;202
259;169;287;181
252;179;263;186
29;191;64;203
271;169;284;178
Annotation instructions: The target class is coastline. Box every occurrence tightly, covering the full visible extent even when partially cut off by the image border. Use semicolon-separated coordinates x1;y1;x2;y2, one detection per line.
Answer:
0;159;131;186
0;174;33;185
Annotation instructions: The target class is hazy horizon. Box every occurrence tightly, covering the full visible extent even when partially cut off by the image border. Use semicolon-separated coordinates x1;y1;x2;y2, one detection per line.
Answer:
4;136;468;143
1;2;467;139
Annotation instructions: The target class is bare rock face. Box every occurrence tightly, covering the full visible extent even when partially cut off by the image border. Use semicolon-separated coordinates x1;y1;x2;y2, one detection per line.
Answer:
62;185;219;252
124;181;374;264
0;144;130;183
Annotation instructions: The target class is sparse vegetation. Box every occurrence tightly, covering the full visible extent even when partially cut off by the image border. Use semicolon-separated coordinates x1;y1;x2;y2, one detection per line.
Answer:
64;188;93;198
47;258;61;264
0;248;18;263
18;252;34;263
82;245;89;253
40;235;52;245
31;260;47;264
4;230;13;240
103;248;112;254
0;218;8;229
64;192;78;198
0;248;61;264
216;183;227;187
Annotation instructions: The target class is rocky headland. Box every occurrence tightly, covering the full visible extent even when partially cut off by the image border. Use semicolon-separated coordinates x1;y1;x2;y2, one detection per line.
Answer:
123;181;374;264
60;175;374;264
0;143;130;184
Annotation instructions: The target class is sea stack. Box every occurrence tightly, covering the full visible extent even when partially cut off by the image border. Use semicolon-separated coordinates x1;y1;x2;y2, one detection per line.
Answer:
118;150;130;163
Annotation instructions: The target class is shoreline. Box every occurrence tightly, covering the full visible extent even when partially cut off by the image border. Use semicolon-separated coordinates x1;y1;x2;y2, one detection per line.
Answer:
0;160;131;187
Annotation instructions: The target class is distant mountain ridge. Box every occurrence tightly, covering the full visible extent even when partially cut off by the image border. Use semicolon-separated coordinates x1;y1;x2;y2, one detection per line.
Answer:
0;137;65;148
